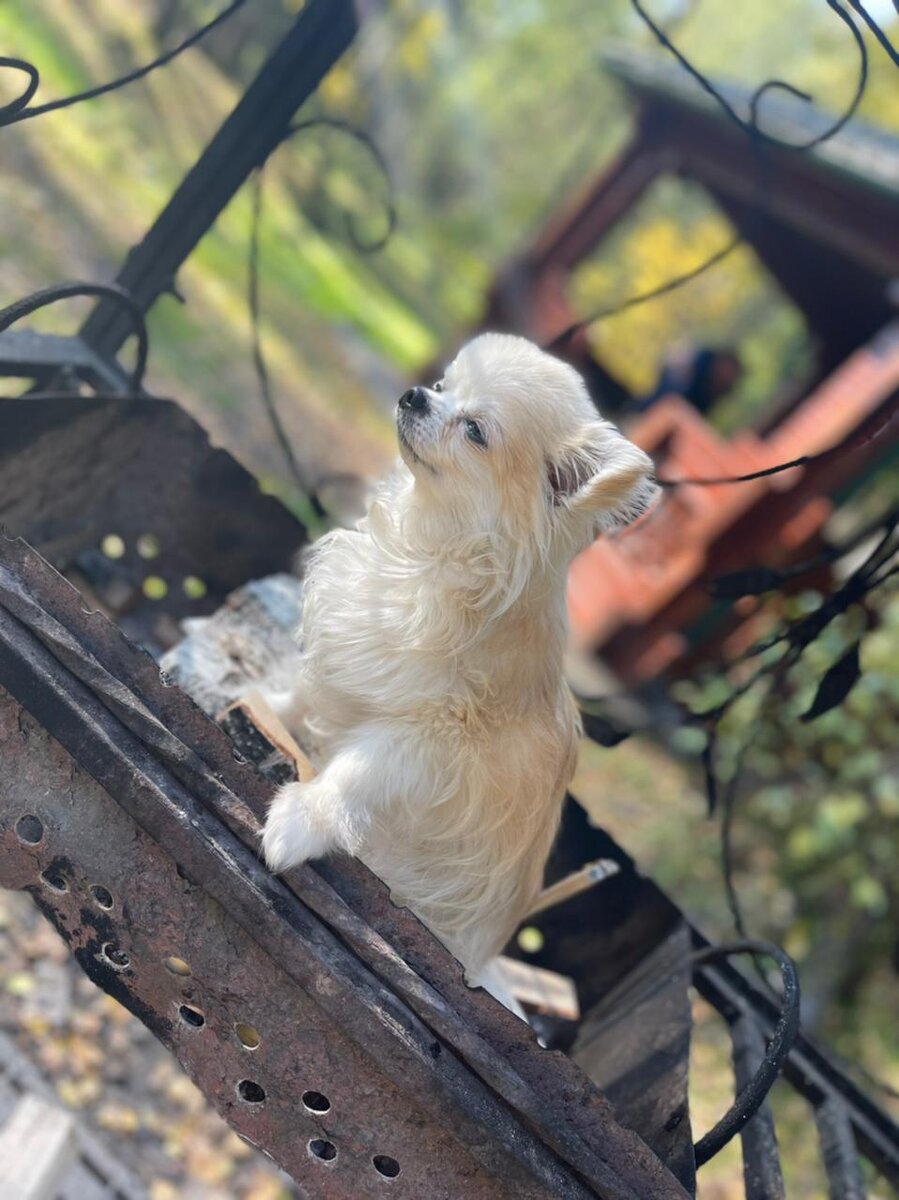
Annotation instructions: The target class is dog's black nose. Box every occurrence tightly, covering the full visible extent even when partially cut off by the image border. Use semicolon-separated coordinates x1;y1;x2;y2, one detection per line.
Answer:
399;386;429;414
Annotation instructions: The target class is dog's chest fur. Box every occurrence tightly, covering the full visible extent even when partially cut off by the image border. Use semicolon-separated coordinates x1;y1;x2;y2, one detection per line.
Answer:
297;521;578;970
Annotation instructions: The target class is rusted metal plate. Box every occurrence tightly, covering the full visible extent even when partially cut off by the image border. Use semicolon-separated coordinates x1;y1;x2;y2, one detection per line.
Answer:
0;535;691;1199
510;800;697;1194
573;926;695;1193
0;395;307;652
0;693;520;1200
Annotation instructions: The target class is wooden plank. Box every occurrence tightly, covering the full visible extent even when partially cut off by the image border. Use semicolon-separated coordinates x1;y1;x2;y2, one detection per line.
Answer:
0;1093;76;1200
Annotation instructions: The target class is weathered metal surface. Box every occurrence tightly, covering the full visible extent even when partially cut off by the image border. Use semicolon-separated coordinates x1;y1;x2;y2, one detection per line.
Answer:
0;330;125;391
0;395;307;652
0;692;523;1200
693;954;899;1188
815;1097;868;1200
730;1015;785;1200
572;926;695;1194
163;567;700;1196
0;535;691;1200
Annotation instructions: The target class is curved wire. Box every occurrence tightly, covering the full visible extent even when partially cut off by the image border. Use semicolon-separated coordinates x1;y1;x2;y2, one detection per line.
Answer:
546;1;871;351
0;58;40;122
0;282;149;392
1;1;247;128
245;116;397;511
691;939;801;1166
285;117;397;254
657;394;898;487
844;0;899;67
544;236;740;352
630;0;868;151
247;166;319;508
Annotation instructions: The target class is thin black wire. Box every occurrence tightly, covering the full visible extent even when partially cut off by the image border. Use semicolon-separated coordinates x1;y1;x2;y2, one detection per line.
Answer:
544;236;740;352
0;282;148;391
545;0;870;352
247;165;319;509
630;0;868;151
657;394;898;488
246;118;396;510
0;1;247;128
691;940;801;1166
845;0;899;67
287;118;397;253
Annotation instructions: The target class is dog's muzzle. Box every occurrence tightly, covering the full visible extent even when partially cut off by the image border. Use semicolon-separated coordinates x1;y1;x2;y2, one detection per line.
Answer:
398;386;429;415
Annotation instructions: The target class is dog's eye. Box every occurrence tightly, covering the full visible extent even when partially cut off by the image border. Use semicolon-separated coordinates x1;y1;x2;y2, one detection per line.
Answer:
432;380;444;392
464;419;487;447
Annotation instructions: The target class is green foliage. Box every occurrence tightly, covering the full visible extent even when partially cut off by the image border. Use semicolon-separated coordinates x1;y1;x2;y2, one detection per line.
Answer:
673;576;899;1038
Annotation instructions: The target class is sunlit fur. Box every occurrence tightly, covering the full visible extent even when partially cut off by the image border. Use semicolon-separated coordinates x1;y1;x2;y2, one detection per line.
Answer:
262;334;658;1009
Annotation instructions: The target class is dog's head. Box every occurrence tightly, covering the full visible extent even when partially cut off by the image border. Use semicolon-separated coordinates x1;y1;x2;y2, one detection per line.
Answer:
396;333;659;559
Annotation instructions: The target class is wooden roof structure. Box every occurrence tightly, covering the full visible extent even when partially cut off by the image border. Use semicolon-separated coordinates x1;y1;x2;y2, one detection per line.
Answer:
483;46;899;677
487;45;899;382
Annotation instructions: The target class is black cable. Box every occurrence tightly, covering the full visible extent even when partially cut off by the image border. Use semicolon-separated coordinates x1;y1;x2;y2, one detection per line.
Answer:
0;282;148;392
691;940;801;1166
545;0;870;351
657;394;898;487
845;0;899;67
247;165;322;512
245;117;396;512
630;0;868;151
1;1;247;128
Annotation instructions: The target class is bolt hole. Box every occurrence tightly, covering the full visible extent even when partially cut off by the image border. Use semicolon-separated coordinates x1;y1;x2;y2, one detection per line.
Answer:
517;925;544;954
179;1004;205;1029
15;814;44;844
302;1090;330;1114
100;534;125;559
309;1139;337;1163
142;575;167;600
237;1080;266;1104
90;884;113;909
235;1022;261;1050
102;943;130;970
40;868;68;893
136;533;160;560
163;956;191;977
373;1154;400;1179
182;575;207;600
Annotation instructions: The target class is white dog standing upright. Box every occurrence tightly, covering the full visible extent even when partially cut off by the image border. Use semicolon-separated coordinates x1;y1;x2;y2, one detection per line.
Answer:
262;334;658;1012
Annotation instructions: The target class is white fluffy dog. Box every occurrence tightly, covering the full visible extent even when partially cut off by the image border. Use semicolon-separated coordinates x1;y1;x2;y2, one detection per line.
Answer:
262;333;657;1006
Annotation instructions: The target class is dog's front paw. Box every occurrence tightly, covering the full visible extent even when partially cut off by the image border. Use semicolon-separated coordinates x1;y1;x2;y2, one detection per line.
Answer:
261;782;334;873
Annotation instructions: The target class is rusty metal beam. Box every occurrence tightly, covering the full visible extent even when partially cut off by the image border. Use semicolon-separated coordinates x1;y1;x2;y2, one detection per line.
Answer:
0;535;690;1199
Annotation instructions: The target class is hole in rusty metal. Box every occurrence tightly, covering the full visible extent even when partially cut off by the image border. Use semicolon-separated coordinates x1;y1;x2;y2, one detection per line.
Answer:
40;868;68;893
142;575;168;600
100;534;125;559
90;884;113;910
235;1023;261;1050
15;814;44;844
102;943;130;970
182;575;207;600
136;533;160;559
179;1004;205;1029
308;1139;337;1162
163;956;191;977
302;1090;330;1114
517;925;544;954
238;1080;266;1104
373;1155;400;1179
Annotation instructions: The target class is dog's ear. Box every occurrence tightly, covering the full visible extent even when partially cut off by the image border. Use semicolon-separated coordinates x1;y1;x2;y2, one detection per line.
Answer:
548;422;658;530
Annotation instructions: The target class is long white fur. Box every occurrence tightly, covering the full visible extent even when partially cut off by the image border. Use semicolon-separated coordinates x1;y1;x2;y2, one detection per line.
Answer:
262;334;658;1008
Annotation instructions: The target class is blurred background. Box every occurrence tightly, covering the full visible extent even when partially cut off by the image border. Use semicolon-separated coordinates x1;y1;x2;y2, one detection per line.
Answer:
0;2;897;1197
